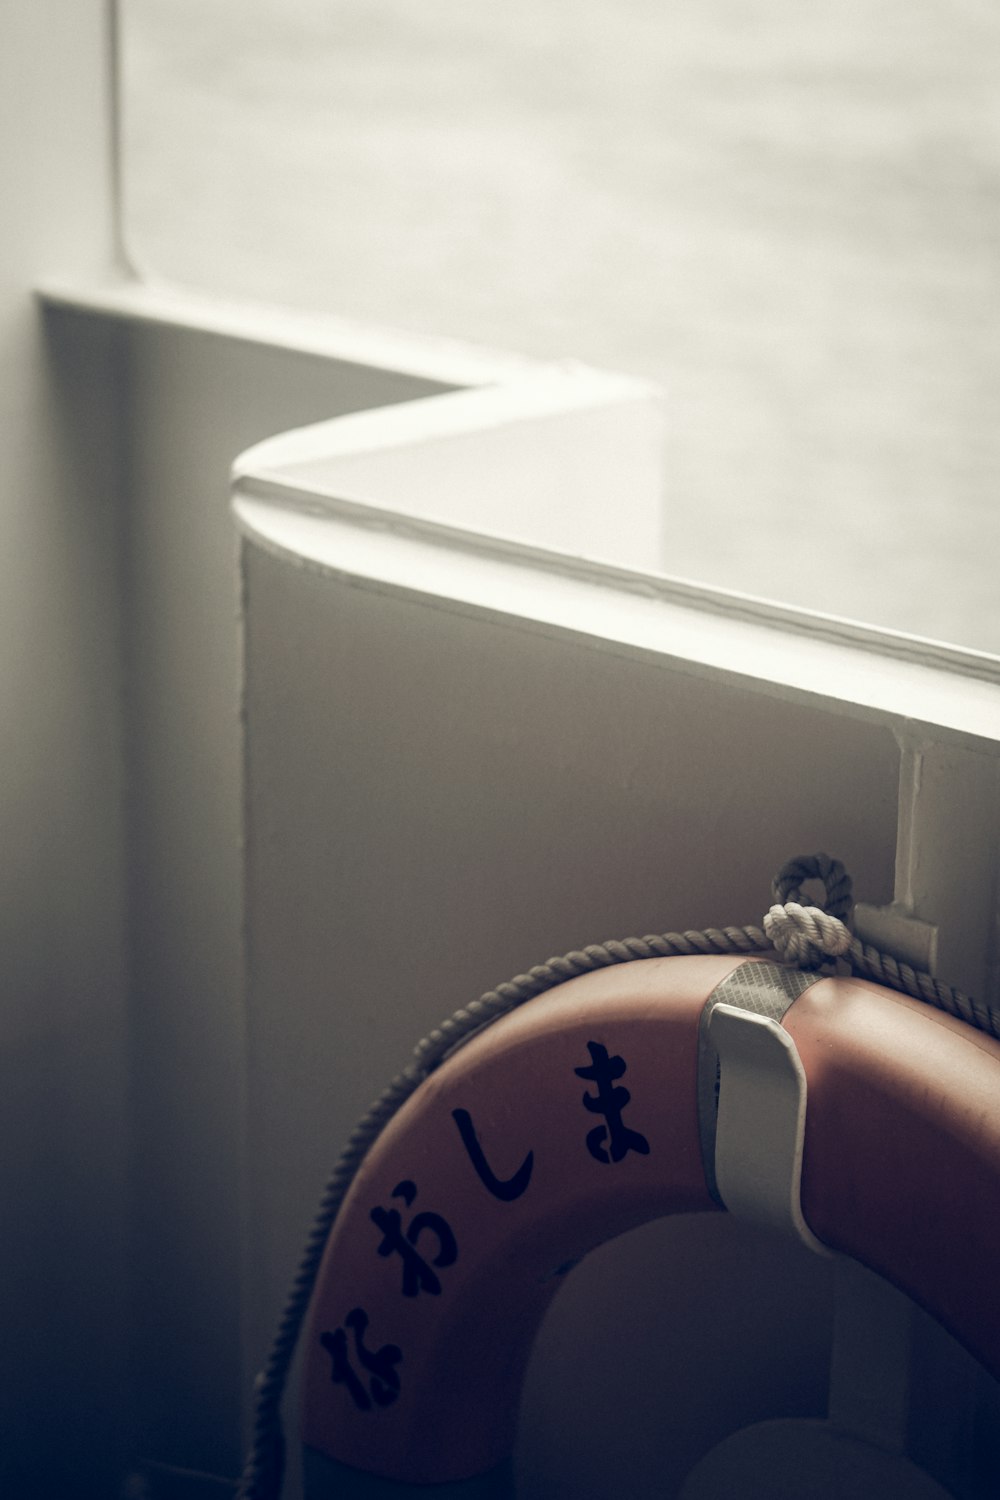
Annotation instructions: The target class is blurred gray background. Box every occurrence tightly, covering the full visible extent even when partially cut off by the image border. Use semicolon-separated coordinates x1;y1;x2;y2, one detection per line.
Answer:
123;0;1000;653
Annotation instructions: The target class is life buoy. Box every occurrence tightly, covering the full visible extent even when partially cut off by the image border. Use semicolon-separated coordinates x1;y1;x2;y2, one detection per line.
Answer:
299;953;1000;1490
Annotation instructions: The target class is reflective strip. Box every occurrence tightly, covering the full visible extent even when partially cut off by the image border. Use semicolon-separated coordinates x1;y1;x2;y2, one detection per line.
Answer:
697;961;822;1204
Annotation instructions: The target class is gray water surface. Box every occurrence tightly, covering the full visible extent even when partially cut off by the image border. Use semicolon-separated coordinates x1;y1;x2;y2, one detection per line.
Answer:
123;0;1000;653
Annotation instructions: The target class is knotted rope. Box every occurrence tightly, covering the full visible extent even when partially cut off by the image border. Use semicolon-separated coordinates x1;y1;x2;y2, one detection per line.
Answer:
236;853;997;1500
764;852;996;1037
765;850;854;967
765;903;853;967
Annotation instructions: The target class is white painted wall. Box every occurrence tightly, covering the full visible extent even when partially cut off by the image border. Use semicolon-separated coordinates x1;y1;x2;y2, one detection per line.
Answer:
104;309;453;1481
0;6;130;1496
237;537;899;1496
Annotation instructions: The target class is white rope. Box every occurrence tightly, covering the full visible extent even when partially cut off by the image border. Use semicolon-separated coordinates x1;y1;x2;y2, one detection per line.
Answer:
764;901;852;968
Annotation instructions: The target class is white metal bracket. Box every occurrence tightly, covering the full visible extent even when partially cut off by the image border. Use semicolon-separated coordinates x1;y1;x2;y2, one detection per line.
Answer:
709;1002;829;1256
853;901;938;976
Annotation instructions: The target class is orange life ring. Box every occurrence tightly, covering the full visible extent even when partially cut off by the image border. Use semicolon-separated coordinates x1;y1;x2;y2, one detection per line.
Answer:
299;953;1000;1490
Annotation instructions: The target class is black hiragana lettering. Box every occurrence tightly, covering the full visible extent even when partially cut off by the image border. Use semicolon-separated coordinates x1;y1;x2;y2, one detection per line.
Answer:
574;1040;650;1164
370;1179;458;1297
452;1107;534;1202
320;1307;402;1412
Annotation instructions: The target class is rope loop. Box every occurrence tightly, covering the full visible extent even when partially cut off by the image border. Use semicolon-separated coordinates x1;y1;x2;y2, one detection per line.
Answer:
771;852;853;924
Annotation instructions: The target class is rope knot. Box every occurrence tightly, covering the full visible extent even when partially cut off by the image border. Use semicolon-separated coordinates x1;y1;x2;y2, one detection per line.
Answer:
764;902;852;969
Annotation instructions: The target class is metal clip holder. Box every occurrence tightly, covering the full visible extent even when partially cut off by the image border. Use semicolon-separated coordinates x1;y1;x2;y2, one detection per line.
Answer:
708;1001;828;1255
